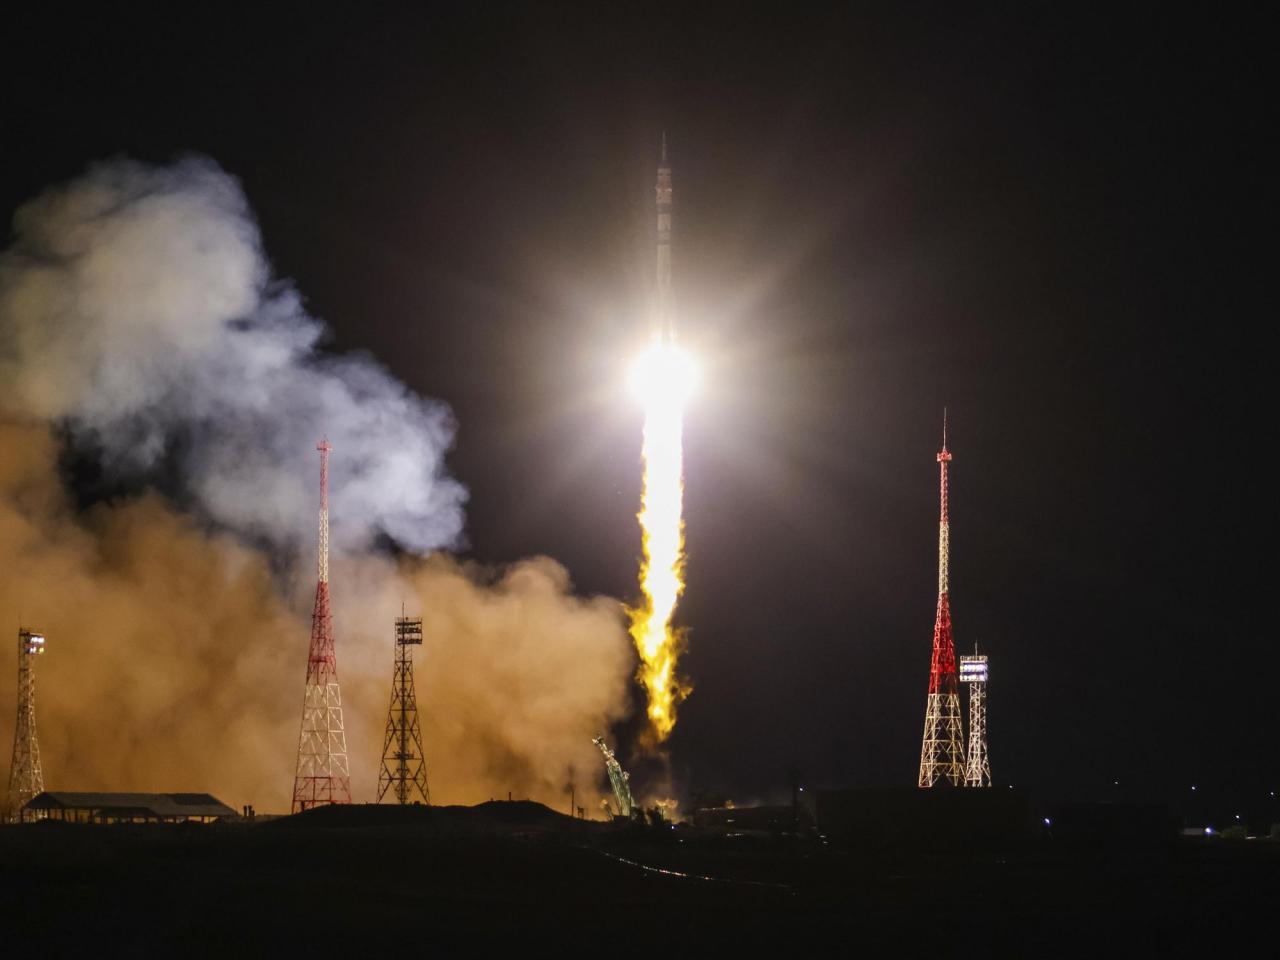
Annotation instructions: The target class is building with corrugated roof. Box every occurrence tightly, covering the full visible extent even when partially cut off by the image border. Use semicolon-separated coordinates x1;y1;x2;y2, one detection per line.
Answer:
22;792;236;824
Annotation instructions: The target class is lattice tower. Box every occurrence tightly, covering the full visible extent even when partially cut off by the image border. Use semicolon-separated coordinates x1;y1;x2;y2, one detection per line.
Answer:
291;439;352;812
918;413;967;786
960;651;992;787
377;615;430;804
6;629;46;821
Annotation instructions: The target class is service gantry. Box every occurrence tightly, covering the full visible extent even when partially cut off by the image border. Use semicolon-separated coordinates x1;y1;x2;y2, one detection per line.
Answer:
593;736;635;819
918;413;967;787
291;439;352;812
960;649;992;787
377;614;431;805
6;629;46;821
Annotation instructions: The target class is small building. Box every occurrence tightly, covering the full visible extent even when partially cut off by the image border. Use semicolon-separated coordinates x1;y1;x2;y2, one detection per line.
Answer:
22;791;236;824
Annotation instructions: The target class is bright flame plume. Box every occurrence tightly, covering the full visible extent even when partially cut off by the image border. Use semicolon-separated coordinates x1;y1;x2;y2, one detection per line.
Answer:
629;343;696;742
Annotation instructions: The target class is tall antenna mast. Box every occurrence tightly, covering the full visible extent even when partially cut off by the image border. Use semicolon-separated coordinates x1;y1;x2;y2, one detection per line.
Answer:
377;614;431;805
291;439;352;812
918;414;966;786
6;628;46;821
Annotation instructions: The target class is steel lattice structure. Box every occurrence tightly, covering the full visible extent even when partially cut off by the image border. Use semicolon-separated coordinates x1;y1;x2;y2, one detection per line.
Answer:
918;414;967;787
592;737;634;819
291;439;352;813
960;652;992;787
377;615;430;805
6;629;46;822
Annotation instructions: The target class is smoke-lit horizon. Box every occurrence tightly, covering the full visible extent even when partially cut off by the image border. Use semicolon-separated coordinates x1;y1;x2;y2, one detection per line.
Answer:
0;157;635;812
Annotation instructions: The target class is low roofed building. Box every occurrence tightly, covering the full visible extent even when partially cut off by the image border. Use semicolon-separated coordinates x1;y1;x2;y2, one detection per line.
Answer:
22;791;236;824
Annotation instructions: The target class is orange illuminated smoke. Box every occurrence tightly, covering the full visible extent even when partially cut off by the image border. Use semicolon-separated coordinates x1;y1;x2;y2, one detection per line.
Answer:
629;343;696;741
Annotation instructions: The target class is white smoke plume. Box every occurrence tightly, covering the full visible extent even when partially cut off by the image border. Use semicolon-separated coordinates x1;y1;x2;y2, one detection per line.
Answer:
0;155;464;553
0;158;634;811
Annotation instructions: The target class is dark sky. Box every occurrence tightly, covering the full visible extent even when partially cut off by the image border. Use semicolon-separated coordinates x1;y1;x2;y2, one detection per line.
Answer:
2;6;1268;809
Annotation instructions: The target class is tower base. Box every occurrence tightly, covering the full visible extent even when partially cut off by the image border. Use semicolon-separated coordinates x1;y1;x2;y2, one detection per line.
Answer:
918;692;965;787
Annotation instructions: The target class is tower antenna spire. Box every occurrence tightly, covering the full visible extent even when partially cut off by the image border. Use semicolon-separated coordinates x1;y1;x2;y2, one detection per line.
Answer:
291;439;352;812
918;413;966;786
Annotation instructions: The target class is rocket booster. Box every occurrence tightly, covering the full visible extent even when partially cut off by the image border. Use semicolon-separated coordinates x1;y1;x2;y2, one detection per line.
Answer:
654;134;675;344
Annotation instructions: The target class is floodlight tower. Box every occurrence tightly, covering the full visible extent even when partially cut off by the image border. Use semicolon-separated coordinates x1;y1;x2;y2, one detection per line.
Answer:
918;413;967;787
291;439;352;813
6;629;46;821
377;614;431;805
960;650;992;787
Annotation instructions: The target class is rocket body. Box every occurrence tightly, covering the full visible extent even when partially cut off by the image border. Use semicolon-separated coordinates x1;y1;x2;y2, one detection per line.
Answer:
654;140;675;344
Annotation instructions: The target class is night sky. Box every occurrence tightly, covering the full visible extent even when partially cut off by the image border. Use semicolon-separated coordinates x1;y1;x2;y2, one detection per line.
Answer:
2;7;1268;811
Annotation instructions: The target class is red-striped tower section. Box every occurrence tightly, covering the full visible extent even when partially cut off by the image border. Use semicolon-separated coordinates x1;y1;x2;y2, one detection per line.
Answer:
291;439;352;812
918;413;966;787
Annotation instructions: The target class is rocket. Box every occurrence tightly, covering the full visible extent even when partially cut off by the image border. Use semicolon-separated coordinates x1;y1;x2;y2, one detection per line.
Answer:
653;133;675;344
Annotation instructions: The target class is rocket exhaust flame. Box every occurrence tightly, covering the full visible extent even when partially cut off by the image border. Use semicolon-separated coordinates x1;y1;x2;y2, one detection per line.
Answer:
629;342;694;741
627;138;692;743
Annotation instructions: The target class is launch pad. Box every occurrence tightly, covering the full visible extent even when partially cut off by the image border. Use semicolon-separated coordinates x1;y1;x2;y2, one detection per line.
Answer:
2;797;1274;951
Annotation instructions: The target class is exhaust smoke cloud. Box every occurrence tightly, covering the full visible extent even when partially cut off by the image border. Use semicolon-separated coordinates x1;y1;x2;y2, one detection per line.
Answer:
0;158;632;811
0;155;463;553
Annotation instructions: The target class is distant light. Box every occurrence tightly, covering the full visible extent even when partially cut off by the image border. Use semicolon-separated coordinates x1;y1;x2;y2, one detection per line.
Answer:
1191;785;1197;792
1235;814;1241;821
1204;827;1213;835
1113;780;1119;786
1043;817;1051;826
798;787;804;792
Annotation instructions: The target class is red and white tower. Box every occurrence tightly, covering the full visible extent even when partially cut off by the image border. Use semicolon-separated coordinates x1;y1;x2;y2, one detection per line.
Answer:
291;439;352;812
918;413;966;787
